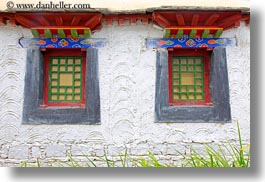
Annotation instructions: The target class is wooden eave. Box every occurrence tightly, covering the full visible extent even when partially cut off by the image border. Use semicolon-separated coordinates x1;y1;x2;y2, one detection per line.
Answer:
0;11;250;32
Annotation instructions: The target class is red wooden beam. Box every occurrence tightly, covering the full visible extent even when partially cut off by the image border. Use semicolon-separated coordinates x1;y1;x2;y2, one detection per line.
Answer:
130;18;136;25
13;13;103;31
191;14;199;26
118;19;125;26
152;11;246;30
205;14;220;26
15;15;39;28
93;24;103;32
38;16;50;26
0;13;15;25
0;16;3;25
85;14;103;29
152;13;171;28
103;14;152;26
141;17;149;25
55;16;63;26
106;19;113;26
223;20;241;30
0;14;15;25
176;14;185;26
71;16;81;26
0;11;249;33
216;14;242;28
242;14;250;25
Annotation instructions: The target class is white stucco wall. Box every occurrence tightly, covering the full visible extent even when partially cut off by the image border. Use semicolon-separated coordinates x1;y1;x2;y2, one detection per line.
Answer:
0;21;250;167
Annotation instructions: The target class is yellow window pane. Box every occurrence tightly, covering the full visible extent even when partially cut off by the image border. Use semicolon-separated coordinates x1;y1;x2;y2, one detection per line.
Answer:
173;86;180;92
52;73;58;79
51;81;57;86
173;73;179;78
196;66;202;71
181;73;194;85
181;66;186;71
75;66;81;71
67;66;73;71
189;94;195;99
75;59;81;64
52;59;58;64
196;80;202;85
60;59;66;64
67;88;73;93
181;94;187;100
173;59;179;64
51;95;57;100
60;66;66;71
196;94;203;99
75;81;81;86
188;66;193;71
66;95;73;100
181;59;186;64
68;59;73;64
196;72;202;78
173;94;179;100
60;73;73;86
74;95;81;100
181;86;186;92
59;95;65;100
188;86;194;92
74;88;80;93
173;80;179;85
52;66;58;71
60;88;65;93
75;73;81;79
196;86;203;92
173;66;179;71
196;59;202;64
51;88;57;93
188;59;194;64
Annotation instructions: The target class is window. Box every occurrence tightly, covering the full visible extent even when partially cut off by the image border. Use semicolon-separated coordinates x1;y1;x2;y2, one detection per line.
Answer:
22;48;100;124
42;49;86;107
168;49;210;105
155;47;231;123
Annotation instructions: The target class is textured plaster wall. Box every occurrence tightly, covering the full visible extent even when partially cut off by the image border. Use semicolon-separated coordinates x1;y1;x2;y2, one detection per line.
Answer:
0;21;250;167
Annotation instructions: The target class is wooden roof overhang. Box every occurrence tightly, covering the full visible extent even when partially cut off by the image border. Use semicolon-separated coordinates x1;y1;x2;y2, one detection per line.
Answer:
0;11;249;29
149;10;249;49
152;10;249;29
0;11;249;49
1;12;102;29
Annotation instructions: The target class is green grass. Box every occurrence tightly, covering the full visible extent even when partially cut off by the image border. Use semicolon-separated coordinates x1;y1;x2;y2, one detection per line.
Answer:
180;122;250;167
21;122;250;167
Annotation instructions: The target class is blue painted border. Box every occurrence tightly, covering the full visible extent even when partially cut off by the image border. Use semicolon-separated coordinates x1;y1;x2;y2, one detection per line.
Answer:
146;38;236;49
19;38;106;49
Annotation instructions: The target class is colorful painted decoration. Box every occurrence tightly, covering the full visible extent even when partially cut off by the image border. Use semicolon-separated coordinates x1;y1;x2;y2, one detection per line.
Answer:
163;27;223;38
146;38;236;49
19;38;106;48
31;27;91;38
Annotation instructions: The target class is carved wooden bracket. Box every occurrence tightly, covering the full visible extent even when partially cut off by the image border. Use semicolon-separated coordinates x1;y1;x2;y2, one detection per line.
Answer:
152;11;249;30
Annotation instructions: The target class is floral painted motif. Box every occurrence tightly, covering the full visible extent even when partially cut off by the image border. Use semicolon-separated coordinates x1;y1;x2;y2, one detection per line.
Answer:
186;39;196;47
19;38;106;48
146;38;236;49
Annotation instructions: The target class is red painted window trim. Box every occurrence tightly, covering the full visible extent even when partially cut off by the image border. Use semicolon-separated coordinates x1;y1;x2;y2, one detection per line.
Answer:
42;48;86;108
168;49;211;106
